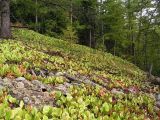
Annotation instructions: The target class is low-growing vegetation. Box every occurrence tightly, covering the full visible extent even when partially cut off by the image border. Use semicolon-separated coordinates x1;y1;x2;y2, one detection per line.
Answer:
0;29;158;119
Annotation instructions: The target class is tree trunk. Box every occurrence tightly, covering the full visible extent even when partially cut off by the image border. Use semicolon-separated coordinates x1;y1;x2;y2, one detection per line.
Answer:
143;33;148;70
35;0;38;31
113;40;116;56
0;0;2;37
0;0;11;39
0;1;1;34
70;0;73;26
89;29;92;47
149;63;153;77
135;7;142;65
100;0;105;50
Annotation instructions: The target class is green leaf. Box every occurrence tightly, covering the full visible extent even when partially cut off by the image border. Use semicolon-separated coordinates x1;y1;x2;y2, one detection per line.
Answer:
8;95;16;103
101;102;110;113
51;107;62;117
20;101;24;108
55;91;62;98
11;108;22;119
25;114;32;120
66;93;73;101
61;110;70;120
5;110;12;120
42;115;48;120
43;106;50;115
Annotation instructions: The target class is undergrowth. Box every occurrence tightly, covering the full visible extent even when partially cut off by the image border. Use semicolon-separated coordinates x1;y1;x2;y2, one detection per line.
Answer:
0;29;157;119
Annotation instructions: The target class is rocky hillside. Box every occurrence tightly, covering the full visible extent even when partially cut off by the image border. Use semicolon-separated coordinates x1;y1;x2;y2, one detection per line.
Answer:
0;28;159;119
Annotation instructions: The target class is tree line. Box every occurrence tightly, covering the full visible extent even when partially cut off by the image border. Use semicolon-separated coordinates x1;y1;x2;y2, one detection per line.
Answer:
0;0;160;75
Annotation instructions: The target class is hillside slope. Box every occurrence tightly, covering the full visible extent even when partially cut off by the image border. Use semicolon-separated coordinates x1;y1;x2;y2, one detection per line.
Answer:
0;29;158;119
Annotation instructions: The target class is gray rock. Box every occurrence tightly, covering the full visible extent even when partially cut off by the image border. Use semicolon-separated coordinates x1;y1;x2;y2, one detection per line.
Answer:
12;89;19;94
31;80;47;92
156;77;160;82
0;85;5;91
71;82;81;86
31;95;37;100
64;82;72;87
3;78;12;87
16;82;25;89
149;94;156;100
44;92;50;98
128;87;138;94
156;94;160;101
83;79;98;86
0;76;58;107
55;72;64;76
54;84;68;94
23;80;33;88
3;77;10;83
111;88;124;95
35;99;41;105
37;95;42;98
49;72;55;76
31;80;42;86
149;75;155;81
156;101;160;108
0;77;3;84
154;106;160;112
23;97;30;104
15;77;26;81
40;70;46;76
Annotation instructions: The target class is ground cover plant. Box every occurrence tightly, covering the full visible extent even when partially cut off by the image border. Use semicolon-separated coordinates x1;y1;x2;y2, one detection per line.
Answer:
0;29;158;119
